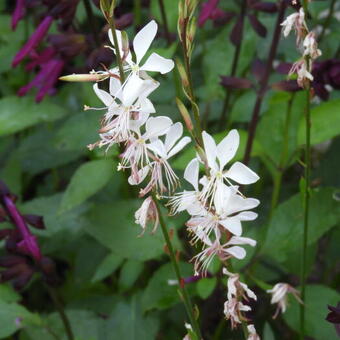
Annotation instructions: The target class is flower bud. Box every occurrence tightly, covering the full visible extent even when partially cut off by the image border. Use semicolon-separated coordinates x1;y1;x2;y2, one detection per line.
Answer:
176;98;193;132
59;73;108;82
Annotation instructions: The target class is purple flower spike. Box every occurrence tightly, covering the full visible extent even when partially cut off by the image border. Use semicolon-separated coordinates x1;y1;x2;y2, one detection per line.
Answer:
11;0;26;31
12;16;53;67
1;193;42;261
198;0;221;27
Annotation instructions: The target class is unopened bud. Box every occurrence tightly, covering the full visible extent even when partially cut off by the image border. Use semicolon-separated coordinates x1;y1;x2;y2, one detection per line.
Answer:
176;98;193;131
100;0;115;20
59;73;108;82
175;59;189;88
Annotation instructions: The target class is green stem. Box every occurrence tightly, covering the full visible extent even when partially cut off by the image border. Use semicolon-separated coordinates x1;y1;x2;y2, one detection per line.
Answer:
133;0;142;28
158;0;171;45
153;196;202;339
300;86;311;340
45;285;74;340
318;0;336;42
83;0;101;47
270;171;282;218
107;16;126;84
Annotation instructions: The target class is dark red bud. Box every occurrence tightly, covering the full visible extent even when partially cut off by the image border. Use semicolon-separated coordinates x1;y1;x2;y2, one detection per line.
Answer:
251;59;266;82
23;215;45;230
250;1;278;13
220;76;253;89
272;80;301;92
230;16;243;46
248;14;267;37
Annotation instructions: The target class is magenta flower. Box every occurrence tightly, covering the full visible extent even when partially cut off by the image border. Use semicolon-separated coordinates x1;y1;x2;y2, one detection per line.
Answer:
11;0;26;30
12;15;53;67
198;0;226;27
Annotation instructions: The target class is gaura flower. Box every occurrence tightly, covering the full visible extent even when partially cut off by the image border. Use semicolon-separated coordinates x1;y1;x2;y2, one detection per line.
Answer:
134;196;159;234
109;20;174;79
247;324;260;340
303;32;322;60
200;130;259;204
224;297;251;329
280;7;307;43
267;283;302;319
289;59;314;88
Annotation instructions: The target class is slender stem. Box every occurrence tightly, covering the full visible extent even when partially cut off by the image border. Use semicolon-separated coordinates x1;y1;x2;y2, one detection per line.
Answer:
300;87;311;340
45;284;74;340
158;0;172;45
270;171;282;217
243;1;286;165
107;16;126;84
219;0;247;127
83;0;101;47
318;0;336;42
133;0;142;28
153;196;202;339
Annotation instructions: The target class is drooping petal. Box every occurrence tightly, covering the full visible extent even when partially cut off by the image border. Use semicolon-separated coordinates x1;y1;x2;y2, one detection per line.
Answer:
147;139;167;158
227;236;257;247
108;29;132;65
138;98;155;115
216;129;239;169
165;122;183;152
138;78;160;98
122;73;145;106
109;77;122;100
214;182;231;216
184;159;199;191
167;136;191;158
202;131;218;171
133;20;158;64
128;166;149;185
140;53;175;74
145;116;172;138
236;211;258;221
93;84;114;107
219;216;242;236
226;161;259;184
225;195;260;216
225;246;246;259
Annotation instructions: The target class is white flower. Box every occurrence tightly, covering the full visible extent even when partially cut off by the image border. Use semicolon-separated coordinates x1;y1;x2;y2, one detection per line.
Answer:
192;236;256;275
223;268;257;302
109;20;174;78
289;59;313;88
247;324;260;340
135;196;159;233
131;122;191;195
267;283;302;319
224;298;251;329
303;32;322;59
200;130;259;204
281;8;306;43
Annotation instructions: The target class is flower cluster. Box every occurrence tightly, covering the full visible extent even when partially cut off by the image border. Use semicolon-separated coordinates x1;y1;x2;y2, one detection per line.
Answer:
169;129;259;276
281;7;322;88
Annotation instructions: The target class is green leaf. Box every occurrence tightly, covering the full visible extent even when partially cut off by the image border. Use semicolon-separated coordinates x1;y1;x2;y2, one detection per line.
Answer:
298;99;340;146
118;260;144;292
262;187;340;263
0;301;39;338
141;262;193;311
0;284;21;303
150;0;178;31
196;277;217;299
84;201;165;261
263;322;275;340
283;285;339;340
59;159;113;213
0;96;67;136
92;253;124;283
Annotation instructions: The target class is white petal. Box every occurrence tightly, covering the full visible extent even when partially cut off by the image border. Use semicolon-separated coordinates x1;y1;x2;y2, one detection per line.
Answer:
165;122;183;152
147;139;167;158
219;217;242;236
93;84;114;107
226;246;246;259
236;211;258;221
109;77;122;100
122;74;145;106
202;131;218;171
217;129;239;169
214;183;231;215
145;116;172;138
140;53;175;74
108;29;132;64
133;20;158;64
128;166;149;185
184;158;199;191
138;98;155;115
227;236;257;247
226;161;260;184
167;136;191;159
138;79;160;98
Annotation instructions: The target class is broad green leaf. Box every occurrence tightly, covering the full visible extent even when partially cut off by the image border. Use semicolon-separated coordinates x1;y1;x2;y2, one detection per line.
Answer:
262;187;340;263
84;201;165;261
92;253;124;283
0;284;21;303
0;301;39;338
141;262;194;312
284;285;339;340
101;296;159;340
0;96;67;136
298;99;340;146
59;159;113;213
196;277;217;299
54;110;102;151
263;322;275;340
257;92;304;167
118;260;144;292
